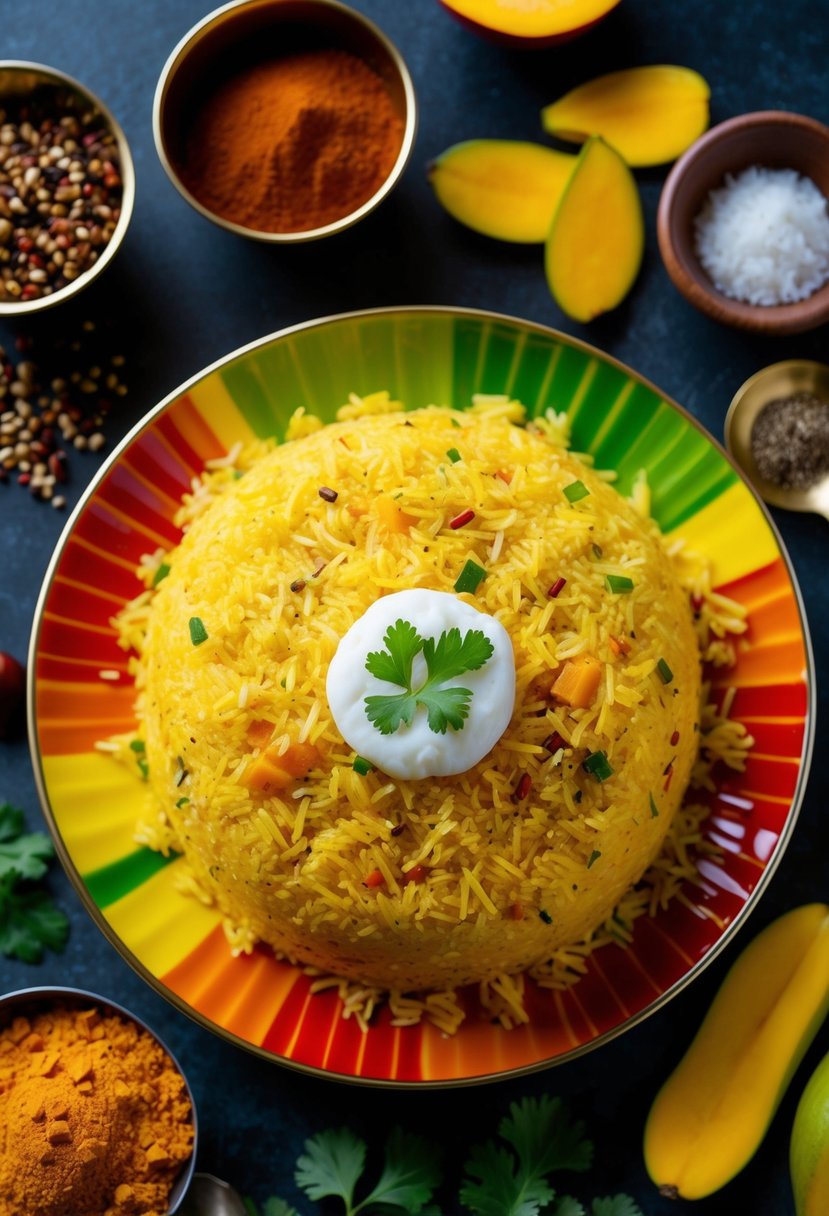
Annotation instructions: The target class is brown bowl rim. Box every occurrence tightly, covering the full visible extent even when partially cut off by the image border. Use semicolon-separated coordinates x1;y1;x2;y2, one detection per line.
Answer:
657;109;829;335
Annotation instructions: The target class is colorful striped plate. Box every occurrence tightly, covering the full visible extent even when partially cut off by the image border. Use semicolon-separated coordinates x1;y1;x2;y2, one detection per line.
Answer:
29;308;813;1086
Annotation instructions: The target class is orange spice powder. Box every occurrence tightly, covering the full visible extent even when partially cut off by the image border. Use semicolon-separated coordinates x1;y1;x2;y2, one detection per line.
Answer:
0;1004;193;1216
181;49;405;232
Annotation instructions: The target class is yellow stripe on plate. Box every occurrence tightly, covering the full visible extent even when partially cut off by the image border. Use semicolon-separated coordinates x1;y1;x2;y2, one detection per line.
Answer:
188;377;257;452
667;481;778;585
104;859;220;976
42;752;150;873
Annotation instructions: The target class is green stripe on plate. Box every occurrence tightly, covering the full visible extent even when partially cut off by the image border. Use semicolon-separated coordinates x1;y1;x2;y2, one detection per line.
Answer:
84;847;178;910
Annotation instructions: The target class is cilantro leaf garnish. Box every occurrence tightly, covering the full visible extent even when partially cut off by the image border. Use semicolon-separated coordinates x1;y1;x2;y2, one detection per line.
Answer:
590;1198;645;1216
295;1126;441;1215
0;801;56;881
0;802;69;963
364;619;494;737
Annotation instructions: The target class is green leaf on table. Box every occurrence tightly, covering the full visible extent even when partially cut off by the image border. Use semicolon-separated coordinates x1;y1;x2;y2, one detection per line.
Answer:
460;1143;554;1216
591;1197;645;1216
0;802;24;841
358;1128;442;1213
0;829;55;881
0;881;69;962
295;1127;366;1208
501;1096;594;1177
554;1200;586;1216
263;1199;300;1216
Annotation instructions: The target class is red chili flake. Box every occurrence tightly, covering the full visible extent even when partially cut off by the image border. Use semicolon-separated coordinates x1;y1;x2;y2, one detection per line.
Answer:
609;635;631;657
289;579;306;593
542;732;565;754
449;508;475;530
404;864;428;884
663;765;674;792
670;730;680;746
319;486;338;502
510;901;524;921
512;773;533;803
548;577;567;599
691;593;704;612
363;868;385;888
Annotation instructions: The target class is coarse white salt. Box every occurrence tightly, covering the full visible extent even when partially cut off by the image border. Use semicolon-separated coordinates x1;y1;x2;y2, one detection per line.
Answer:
694;166;829;306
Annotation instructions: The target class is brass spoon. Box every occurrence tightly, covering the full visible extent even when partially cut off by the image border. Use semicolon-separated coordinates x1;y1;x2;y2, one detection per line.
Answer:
178;1172;248;1216
725;359;829;522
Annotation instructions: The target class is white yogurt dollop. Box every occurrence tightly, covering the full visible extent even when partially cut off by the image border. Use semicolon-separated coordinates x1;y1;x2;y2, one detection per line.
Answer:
326;588;515;780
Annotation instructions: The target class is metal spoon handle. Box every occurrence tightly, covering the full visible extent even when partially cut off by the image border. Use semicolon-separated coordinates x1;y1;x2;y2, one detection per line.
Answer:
178;1171;248;1216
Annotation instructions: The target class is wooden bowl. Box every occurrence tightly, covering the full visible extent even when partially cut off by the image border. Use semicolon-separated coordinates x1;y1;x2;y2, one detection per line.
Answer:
657;111;829;335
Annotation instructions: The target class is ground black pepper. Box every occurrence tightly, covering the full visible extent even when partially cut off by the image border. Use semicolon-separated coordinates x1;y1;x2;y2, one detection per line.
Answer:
751;391;829;490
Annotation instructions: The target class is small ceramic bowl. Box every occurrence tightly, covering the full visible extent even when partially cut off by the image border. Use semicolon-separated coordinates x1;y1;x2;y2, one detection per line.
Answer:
657;111;829;335
725;359;829;520
0;986;197;1214
153;0;417;243
0;61;135;317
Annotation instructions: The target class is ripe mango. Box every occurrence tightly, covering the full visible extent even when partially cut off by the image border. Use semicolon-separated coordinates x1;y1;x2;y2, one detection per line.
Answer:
544;136;643;322
791;1050;829;1216
541;65;710;166
438;0;621;48
644;904;829;1200
428;140;576;243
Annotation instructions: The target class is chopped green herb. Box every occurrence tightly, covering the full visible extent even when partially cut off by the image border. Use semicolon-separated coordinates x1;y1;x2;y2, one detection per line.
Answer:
539;909;553;924
232;470;244;480
656;657;674;684
188;616;208;646
583;751;614;782
563;480;590;503
129;739;145;753
152;563;170;588
176;796;190;808
450;416;461;428
446;447;462;463
0;802;69;963
280;678;287;688
649;792;659;818
605;574;634;594
137;758;149;780
352;756;374;776
364;619;494;736
592;544;603;559
587;850;601;869
454;559;487;594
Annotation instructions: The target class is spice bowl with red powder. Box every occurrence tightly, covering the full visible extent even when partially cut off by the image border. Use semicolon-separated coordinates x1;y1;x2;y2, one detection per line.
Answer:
0;986;198;1216
153;0;417;242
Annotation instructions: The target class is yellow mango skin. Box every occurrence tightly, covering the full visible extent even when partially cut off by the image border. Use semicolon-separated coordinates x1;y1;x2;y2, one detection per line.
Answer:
541;65;710;166
544;135;643;323
791;1050;829;1216
428;141;576;243
644;904;829;1201
439;0;621;44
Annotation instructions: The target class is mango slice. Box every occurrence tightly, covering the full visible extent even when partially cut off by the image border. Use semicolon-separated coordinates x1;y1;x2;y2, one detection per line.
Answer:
541;65;710;166
791;1050;829;1216
644;904;829;1200
428;140;576;243
544;136;643;322
438;0;621;46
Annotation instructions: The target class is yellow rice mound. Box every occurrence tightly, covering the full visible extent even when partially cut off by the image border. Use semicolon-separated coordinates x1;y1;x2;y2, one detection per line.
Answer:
124;399;706;1004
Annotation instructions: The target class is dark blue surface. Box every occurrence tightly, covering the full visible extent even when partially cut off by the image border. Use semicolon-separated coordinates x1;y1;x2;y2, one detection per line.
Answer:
1;2;827;1213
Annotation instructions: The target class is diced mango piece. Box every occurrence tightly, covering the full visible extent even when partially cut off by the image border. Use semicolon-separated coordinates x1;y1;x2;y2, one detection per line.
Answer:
545;136;643;322
428;140;576;243
552;654;602;707
244;741;319;793
245;719;274;747
376;496;416;534
542;66;710;167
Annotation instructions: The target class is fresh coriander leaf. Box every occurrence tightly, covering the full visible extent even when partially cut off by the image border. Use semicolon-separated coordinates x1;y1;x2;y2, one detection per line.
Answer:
0;882;70;963
0;803;24;842
0;829;54;882
263;1199;300;1216
357;1127;442;1214
591;1197;644;1216
500;1096;594;1178
366;620;424;688
417;685;473;734
365;691;418;736
421;627;494;685
295;1127;366;1208
242;1200;259;1216
554;1200;586;1216
460;1143;554;1216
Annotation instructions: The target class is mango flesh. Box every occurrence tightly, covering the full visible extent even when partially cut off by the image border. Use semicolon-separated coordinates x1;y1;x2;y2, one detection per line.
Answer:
428;141;576;243
541;65;710;166
644;904;829;1201
791;1050;829;1216
544;135;643;322
439;0;621;44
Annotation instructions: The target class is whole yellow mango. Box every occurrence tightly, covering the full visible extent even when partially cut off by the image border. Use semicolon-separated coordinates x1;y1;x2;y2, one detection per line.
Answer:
645;904;829;1200
791;1050;829;1216
437;0;621;48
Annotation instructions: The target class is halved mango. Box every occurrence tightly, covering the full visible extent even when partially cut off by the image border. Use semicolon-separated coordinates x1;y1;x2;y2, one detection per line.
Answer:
542;65;710;167
439;0;621;46
428;140;576;243
544;135;643;322
791;1050;829;1216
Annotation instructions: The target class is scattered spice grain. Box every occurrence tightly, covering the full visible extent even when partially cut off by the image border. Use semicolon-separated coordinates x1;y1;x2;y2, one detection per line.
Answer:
750;390;829;489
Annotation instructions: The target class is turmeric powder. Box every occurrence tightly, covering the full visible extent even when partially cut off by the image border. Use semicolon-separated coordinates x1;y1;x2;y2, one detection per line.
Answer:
0;1004;193;1216
180;49;404;232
